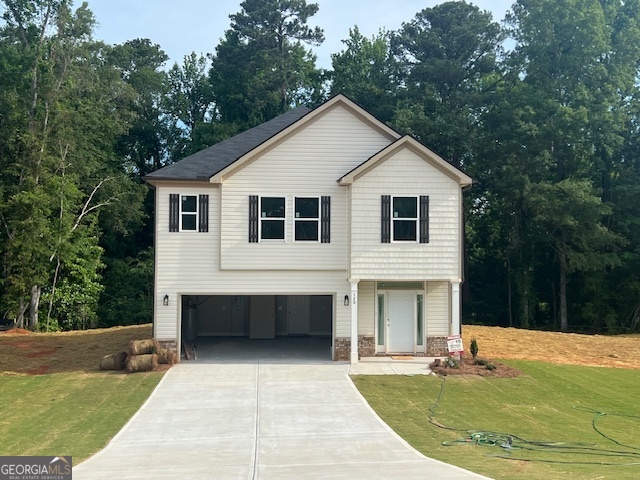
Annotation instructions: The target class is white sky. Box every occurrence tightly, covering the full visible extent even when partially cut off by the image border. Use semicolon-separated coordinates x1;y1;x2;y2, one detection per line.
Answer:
86;0;513;69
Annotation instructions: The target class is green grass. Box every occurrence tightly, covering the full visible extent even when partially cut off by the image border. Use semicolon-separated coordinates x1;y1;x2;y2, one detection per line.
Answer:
0;372;163;462
353;361;640;480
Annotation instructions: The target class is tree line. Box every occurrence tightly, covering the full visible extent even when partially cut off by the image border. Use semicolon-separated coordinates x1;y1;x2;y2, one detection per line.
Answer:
1;0;639;333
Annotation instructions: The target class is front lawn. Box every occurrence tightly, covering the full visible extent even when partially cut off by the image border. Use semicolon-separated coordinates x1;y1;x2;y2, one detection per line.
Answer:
353;361;640;480
0;324;164;462
0;372;163;462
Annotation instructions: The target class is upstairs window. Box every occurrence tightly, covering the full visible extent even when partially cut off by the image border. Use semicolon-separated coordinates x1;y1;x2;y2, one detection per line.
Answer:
381;195;428;243
392;196;417;241
294;197;319;241
169;194;208;232
181;195;198;231
260;197;285;240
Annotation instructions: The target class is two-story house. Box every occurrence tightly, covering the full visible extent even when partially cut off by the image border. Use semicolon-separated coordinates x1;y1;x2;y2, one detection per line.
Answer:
144;95;472;363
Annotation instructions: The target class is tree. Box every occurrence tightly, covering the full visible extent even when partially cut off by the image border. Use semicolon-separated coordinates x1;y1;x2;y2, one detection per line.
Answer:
0;0;146;330
209;0;325;129
391;0;505;168
329;27;397;122
164;52;215;160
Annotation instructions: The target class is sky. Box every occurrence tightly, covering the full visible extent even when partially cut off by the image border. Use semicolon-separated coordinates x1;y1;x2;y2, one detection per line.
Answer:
86;0;514;69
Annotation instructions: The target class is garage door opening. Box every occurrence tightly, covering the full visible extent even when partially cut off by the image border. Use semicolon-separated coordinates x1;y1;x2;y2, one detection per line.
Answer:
180;295;333;362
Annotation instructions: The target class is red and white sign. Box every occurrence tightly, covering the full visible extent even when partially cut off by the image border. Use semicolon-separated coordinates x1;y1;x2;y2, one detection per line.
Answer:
447;335;464;355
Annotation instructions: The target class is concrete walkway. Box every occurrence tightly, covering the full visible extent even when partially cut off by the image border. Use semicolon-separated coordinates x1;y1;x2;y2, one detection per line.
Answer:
75;363;491;479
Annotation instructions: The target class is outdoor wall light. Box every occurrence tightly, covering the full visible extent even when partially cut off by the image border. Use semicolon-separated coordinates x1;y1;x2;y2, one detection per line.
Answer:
344;295;350;306
163;294;169;306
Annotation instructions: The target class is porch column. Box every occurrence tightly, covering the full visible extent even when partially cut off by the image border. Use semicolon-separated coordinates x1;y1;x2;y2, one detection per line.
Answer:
451;280;461;336
350;280;359;364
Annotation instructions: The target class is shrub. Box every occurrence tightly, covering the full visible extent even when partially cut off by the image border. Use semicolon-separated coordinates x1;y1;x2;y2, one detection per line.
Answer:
470;337;479;360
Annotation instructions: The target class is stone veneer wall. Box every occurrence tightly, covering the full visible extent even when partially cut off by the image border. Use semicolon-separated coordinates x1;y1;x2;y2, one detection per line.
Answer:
158;340;178;355
426;336;449;356
358;336;375;357
334;338;351;361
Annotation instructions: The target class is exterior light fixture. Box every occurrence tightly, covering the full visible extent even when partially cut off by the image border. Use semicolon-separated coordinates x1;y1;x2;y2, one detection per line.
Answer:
344;295;350;306
163;294;169;306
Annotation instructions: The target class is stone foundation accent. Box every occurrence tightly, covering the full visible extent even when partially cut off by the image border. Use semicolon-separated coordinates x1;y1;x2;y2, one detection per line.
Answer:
358;336;375;357
334;338;351;361
426;336;449;356
157;340;178;355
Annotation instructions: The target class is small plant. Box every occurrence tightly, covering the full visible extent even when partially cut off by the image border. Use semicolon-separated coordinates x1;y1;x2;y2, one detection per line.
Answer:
470;337;479;360
485;363;497;371
446;356;460;368
474;358;488;366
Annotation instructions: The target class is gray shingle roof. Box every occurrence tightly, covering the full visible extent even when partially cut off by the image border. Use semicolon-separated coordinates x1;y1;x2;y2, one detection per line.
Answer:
144;106;311;181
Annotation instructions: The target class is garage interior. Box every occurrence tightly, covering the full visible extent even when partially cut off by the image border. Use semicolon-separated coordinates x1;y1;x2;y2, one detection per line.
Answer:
180;295;333;361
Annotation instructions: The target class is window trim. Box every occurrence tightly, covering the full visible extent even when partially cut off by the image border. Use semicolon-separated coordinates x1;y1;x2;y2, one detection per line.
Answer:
293;196;320;243
259;196;286;242
391;195;419;243
179;194;199;232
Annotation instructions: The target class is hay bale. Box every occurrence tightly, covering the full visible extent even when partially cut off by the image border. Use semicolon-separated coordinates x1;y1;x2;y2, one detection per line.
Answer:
100;352;128;370
157;349;177;365
128;339;158;356
126;354;158;373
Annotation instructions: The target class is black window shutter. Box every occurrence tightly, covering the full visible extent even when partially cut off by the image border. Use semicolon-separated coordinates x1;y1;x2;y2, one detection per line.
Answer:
419;195;429;243
381;195;391;243
321;196;331;243
198;195;209;232
169;194;179;232
248;195;258;243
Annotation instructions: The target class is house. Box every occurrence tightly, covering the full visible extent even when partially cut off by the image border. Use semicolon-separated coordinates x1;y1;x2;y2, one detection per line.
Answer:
144;94;472;363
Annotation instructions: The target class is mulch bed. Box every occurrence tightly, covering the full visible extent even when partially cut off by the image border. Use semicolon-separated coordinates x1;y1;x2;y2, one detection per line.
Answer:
430;355;522;378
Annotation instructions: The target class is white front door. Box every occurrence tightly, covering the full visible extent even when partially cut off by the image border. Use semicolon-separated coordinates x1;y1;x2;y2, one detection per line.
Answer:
387;291;415;353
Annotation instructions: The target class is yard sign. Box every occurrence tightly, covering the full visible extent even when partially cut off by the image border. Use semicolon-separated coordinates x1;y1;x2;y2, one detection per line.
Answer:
447;335;464;355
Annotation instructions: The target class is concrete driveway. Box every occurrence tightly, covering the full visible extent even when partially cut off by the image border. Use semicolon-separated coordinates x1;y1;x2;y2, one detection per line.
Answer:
74;363;491;479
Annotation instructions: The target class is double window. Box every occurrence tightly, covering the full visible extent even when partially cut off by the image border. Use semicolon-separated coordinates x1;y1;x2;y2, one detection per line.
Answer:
249;195;330;243
169;194;209;232
381;195;429;243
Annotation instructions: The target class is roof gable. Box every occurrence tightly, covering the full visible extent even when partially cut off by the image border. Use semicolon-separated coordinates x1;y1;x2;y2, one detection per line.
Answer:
338;136;472;187
144;106;311;182
208;94;401;183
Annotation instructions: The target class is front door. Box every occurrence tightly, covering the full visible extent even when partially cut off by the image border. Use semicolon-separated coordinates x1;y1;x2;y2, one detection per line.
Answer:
387;291;415;352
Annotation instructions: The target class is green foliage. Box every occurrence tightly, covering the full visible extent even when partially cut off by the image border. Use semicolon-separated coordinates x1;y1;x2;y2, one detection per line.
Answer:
210;0;325;129
470;338;478;360
98;248;154;327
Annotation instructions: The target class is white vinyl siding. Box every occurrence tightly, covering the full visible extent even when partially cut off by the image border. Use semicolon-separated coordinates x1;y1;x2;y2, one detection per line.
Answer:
350;148;461;280
154;186;354;341
426;281;450;337
357;281;375;336
220;106;392;271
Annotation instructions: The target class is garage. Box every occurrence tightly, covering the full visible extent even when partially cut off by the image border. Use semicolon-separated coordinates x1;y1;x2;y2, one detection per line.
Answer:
180;295;333;361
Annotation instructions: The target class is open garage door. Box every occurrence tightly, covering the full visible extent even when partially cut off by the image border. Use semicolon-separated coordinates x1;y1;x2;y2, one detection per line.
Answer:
180;294;333;361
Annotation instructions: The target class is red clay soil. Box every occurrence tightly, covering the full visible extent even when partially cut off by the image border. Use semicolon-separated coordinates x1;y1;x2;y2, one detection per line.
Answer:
0;324;153;375
0;328;32;335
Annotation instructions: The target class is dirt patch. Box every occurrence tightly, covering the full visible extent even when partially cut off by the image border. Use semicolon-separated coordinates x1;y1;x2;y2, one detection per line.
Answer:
0;328;31;335
430;355;522;378
463;325;640;369
0;324;153;375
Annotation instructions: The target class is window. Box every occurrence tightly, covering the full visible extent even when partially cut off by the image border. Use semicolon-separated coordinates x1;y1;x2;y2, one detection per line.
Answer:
260;197;285;240
248;195;330;243
393;196;417;241
381;195;428;243
169;194;208;232
417;294;424;346
181;195;198;231
295;197;319;241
